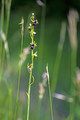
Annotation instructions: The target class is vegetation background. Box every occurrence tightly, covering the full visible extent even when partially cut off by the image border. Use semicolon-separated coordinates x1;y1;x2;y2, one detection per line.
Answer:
0;0;80;120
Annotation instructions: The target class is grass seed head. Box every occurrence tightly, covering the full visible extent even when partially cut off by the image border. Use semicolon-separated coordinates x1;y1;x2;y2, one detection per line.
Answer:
39;83;45;99
19;47;30;66
68;9;79;49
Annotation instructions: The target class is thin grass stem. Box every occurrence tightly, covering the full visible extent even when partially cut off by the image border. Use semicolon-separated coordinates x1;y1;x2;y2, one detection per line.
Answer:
46;65;53;120
27;29;34;120
67;9;78;120
14;18;24;120
51;22;66;93
0;0;5;81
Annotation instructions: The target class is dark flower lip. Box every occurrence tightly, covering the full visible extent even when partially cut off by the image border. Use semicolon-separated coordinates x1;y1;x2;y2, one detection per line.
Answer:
33;19;38;26
30;43;35;50
28;18;38;32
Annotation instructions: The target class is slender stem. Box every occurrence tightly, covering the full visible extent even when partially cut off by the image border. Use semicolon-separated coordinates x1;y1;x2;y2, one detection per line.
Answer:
46;65;53;120
38;2;46;74
0;1;12;120
67;10;78;120
4;80;13;120
27;68;32;120
14;65;22;118
69;48;77;120
6;0;12;61
8;88;12;120
27;45;34;120
14;18;24;119
51;22;66;93
0;0;12;80
1;0;4;30
0;45;5;81
0;0;4;81
26;13;38;120
27;17;34;120
5;0;12;38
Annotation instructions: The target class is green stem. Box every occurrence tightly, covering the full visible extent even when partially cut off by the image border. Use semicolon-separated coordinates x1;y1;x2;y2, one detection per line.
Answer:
5;0;12;38
27;50;34;120
0;0;4;81
69;48;77;120
38;1;46;74
1;0;4;30
51;22;66;93
8;88;12;120
0;48;5;81
27;69;32;120
0;0;12;80
5;0;12;61
14;65;22;118
27;20;35;120
14;18;24;119
46;65;53;120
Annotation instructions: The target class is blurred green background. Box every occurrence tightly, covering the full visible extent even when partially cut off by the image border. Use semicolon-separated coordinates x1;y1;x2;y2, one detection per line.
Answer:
0;0;80;120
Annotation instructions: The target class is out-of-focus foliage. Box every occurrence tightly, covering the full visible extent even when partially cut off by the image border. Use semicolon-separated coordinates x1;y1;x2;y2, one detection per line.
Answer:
0;0;80;11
